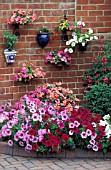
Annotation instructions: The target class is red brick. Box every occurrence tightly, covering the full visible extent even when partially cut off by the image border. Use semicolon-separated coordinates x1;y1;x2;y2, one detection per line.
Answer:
105;0;111;4
0;4;9;10
105;22;111;27
0;94;13;100
90;22;103;27
28;4;44;9
82;17;96;22
98;5;111;10
89;11;103;16
46;17;59;22
52;10;63;16
10;87;19;93
90;0;104;3
77;0;88;4
45;4;59;9
76;11;88;16
11;4;27;9
97;16;111;21
104;11;111;15
97;27;111;33
82;5;97;10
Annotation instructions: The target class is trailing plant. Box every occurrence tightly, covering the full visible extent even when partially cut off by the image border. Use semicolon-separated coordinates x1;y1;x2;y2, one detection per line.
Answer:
14;62;46;82
45;50;71;66
3;31;18;51
7;9;36;25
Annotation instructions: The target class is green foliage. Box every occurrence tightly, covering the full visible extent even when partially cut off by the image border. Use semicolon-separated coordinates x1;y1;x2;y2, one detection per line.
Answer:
83;83;111;116
2;31;18;51
83;39;111;92
82;38;111;116
39;26;49;33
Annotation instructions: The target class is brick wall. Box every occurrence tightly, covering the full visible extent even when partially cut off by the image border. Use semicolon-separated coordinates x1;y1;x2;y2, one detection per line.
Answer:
0;0;111;105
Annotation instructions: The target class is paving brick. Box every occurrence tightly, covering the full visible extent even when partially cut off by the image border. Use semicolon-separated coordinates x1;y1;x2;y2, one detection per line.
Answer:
0;160;11;167
5;156;17;163
0;165;4;170
0;153;111;170
3;168;17;170
22;161;36;168
16;165;29;170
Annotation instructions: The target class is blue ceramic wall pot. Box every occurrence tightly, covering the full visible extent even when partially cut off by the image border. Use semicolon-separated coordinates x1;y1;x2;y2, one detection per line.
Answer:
36;33;50;48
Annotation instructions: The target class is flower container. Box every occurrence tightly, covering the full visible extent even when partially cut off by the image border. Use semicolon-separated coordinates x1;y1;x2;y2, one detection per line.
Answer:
78;43;88;51
61;29;68;42
3;50;17;63
56;63;64;67
36;33;50;48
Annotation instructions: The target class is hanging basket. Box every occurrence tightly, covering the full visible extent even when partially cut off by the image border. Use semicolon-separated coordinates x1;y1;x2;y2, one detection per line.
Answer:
36;33;50;48
78;43;88;51
3;50;17;63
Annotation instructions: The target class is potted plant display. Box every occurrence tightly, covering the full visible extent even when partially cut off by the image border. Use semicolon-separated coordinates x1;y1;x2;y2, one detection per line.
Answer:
3;31;18;63
7;9;36;27
7;9;36;37
45;50;71;67
14;62;46;82
36;26;51;48
64;21;98;53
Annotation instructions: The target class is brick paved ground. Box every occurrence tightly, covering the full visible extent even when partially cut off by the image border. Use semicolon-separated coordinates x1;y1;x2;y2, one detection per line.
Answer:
0;153;111;170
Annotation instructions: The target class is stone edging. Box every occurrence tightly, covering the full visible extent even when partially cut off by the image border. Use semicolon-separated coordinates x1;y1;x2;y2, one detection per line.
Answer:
0;142;111;158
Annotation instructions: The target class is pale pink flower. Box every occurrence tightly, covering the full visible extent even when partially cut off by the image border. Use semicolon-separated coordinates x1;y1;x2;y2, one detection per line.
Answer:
81;132;87;139
92;145;98;151
8;140;13;147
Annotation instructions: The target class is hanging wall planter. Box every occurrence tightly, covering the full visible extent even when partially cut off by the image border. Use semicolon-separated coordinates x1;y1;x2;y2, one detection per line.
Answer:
36;26;50;48
36;33;50;48
4;50;17;63
2;31;18;64
78;42;88;52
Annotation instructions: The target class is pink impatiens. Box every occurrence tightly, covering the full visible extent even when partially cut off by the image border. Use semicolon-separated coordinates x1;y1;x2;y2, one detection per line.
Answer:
14;62;46;82
7;9;36;25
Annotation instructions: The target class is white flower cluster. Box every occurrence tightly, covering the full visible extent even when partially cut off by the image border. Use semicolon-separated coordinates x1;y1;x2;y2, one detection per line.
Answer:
99;114;111;138
64;22;98;53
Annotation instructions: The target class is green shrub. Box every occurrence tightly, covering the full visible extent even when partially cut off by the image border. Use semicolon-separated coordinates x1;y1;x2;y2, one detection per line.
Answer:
83;83;111;116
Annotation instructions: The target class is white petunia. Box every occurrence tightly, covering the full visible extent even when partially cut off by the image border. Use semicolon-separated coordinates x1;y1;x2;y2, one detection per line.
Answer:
64;48;68;53
99;120;106;126
88;28;93;34
90;36;93;40
77;21;82;25
82;22;85;26
82;42;85;46
71;42;76;47
85;34;89;38
103;114;110;120
94;36;98;40
72;32;76;37
66;41;70;45
68;48;73;53
86;39;90;42
79;37;83;42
